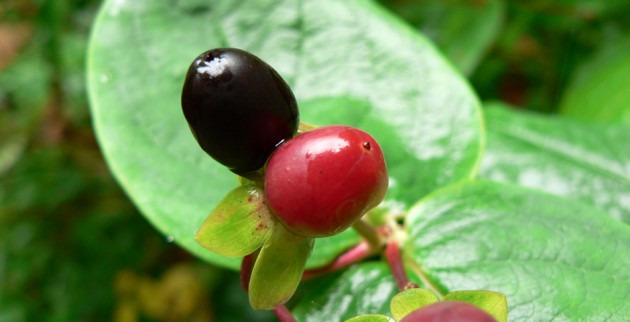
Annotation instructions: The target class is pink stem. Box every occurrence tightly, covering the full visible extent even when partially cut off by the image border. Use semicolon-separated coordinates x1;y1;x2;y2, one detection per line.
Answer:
302;240;373;280
273;304;298;322
385;241;414;290
240;253;256;292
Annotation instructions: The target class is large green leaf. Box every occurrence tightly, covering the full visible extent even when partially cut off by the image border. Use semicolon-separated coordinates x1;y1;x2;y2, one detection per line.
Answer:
480;103;630;224
405;180;630;321
292;262;397;321
560;36;630;123
87;0;482;268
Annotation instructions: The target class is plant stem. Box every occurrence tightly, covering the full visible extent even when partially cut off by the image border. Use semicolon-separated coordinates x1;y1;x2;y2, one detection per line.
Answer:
404;253;445;299
273;304;298;322
352;219;384;251
302;240;374;280
298;121;317;133
385;240;417;291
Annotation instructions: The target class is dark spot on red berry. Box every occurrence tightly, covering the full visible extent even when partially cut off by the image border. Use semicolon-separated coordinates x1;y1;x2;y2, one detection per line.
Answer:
362;141;371;150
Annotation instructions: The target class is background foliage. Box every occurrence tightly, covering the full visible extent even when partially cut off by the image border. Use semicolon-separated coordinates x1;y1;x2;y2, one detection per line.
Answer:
2;0;630;321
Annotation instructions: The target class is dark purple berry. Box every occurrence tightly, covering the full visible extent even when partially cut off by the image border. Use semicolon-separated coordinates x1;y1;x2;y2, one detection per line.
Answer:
181;48;299;175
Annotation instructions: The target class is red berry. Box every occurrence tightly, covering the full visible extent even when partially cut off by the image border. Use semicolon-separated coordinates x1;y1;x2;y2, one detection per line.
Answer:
400;301;497;322
264;125;388;238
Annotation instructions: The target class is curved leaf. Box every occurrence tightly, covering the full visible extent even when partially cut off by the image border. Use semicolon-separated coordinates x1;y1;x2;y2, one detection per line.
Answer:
87;0;482;268
249;225;313;310
195;184;273;257
405;180;630;321
480;103;630;224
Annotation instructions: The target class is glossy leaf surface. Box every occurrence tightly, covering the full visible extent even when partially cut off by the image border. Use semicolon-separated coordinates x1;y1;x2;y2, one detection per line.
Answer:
405;180;630;321
480;103;630;223
292;262;397;322
88;0;482;268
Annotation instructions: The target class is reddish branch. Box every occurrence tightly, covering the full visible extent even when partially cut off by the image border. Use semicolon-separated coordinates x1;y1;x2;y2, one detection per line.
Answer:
385;240;417;291
302;240;374;280
273;305;298;322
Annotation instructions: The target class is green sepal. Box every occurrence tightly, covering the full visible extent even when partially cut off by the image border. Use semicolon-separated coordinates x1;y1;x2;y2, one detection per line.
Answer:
249;224;314;310
195;184;273;257
389;288;439;320
443;290;508;322
344;314;395;322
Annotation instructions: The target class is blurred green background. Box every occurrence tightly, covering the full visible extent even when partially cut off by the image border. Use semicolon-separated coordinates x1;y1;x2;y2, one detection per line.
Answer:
1;0;629;321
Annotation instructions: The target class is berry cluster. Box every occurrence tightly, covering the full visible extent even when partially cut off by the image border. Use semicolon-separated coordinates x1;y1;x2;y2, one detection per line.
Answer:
181;48;388;239
181;48;389;310
181;48;506;322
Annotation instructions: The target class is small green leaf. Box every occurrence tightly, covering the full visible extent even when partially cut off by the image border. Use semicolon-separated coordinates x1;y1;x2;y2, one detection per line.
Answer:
480;103;630;223
249;224;313;310
444;290;507;322
195;184;272;257
389;288;439;320
344;314;394;322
